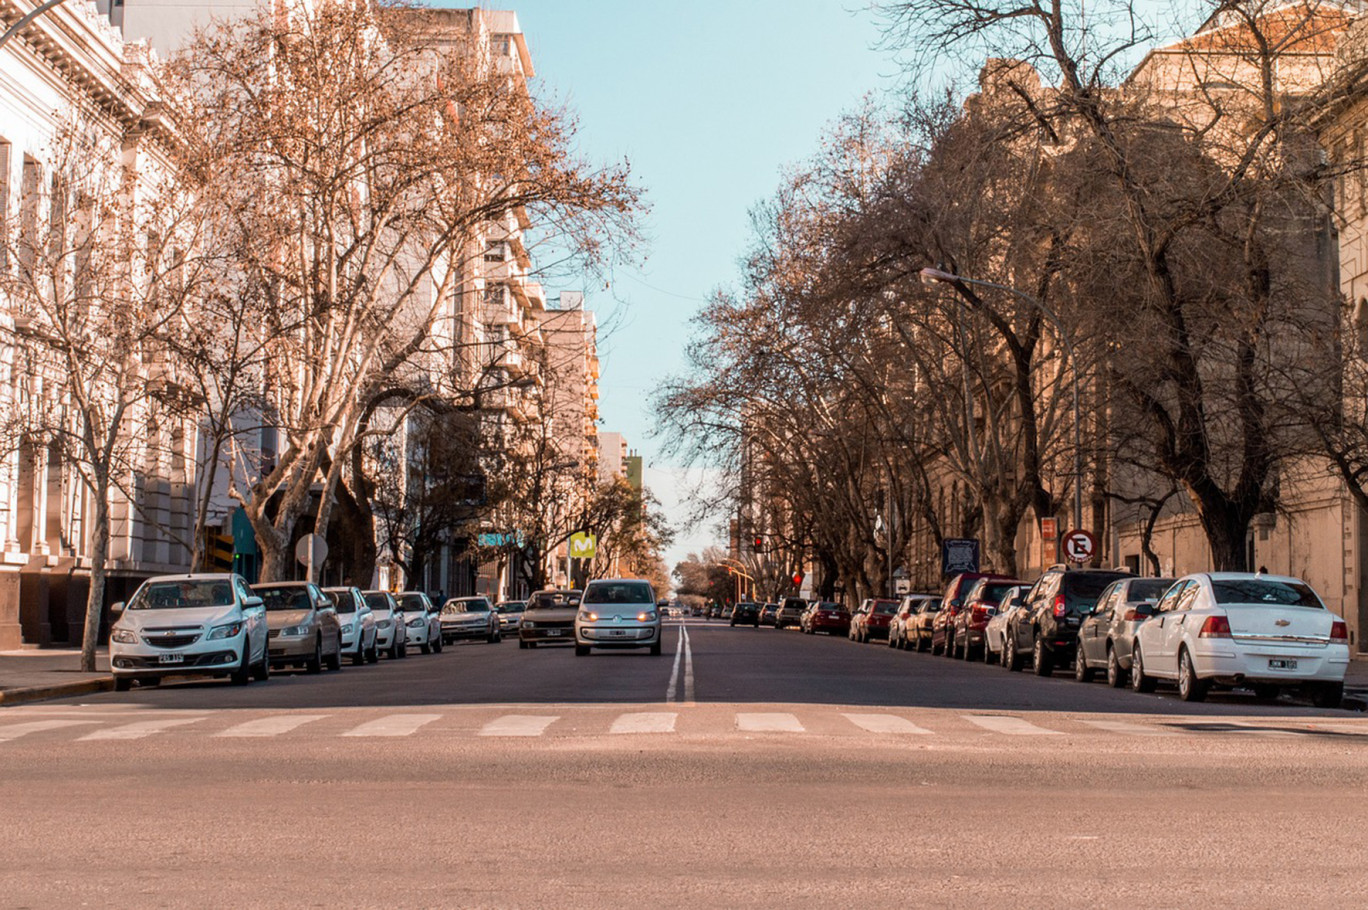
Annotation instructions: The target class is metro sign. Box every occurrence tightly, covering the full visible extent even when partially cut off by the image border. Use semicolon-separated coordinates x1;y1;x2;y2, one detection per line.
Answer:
569;532;597;560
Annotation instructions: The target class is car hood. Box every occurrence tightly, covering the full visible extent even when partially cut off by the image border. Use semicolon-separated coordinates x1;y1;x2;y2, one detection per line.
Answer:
118;606;241;630
444;612;488;622
265;609;314;629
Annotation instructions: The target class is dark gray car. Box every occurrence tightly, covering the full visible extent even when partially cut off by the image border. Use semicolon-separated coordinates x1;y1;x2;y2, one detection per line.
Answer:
1074;576;1175;687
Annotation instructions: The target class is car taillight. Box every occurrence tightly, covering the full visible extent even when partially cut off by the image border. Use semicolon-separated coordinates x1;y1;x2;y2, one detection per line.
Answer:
1198;615;1232;638
971;605;988;622
1122;609;1146;622
1053;594;1066;618
1331;620;1348;642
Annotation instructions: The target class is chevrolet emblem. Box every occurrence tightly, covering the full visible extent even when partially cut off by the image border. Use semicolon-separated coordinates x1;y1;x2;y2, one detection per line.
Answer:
1275;619;1291;627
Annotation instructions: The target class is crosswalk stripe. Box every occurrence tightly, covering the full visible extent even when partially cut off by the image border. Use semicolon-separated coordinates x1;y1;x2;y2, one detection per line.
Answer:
1078;720;1175;737
78;717;204;741
842;713;933;735
610;712;677;734
341;714;442;738
736;712;804;733
215;715;330;738
964;715;1060;736
0;720;102;742
479;715;559;737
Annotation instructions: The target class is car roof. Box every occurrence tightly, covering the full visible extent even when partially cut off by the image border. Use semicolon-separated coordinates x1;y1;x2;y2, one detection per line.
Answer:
144;573;240;582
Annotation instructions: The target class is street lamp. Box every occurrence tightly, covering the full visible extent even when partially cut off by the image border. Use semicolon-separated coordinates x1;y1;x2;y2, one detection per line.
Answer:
717;557;755;603
918;267;1084;535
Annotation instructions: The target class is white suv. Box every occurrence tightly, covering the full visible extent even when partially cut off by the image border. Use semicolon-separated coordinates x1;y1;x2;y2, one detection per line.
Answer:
574;579;664;657
109;573;270;690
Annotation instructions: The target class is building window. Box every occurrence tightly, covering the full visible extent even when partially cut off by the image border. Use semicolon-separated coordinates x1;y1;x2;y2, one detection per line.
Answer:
484;240;507;262
483;284;506;310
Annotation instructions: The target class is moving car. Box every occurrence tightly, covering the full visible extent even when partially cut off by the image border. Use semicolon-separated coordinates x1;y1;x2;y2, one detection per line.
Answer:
574;578;664;656
253;581;344;673
397;591;443;654
1130;572;1349;706
520;589;582;648
441;596;502;644
322;585;378;665
363;590;408;659
496;600;526;634
1073;576;1174;686
802;602;851;636
109;573;270;690
730;602;761;627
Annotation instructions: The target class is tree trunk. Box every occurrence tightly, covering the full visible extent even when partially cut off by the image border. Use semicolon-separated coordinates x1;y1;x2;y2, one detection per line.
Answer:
80;476;111;673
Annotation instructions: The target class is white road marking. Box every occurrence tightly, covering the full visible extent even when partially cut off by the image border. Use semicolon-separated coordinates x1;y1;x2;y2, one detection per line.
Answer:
479;715;559;737
610;712;677;734
736;712;805;733
666;623;695;704
0;720;101;742
215;714;330;738
341;714;442;738
842;713;933;735
666;624;684;702
964;715;1061;736
78;717;204;741
682;624;695;703
1078;719;1176;737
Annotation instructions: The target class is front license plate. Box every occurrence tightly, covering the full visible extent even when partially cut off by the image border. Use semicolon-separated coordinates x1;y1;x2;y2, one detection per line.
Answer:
611;630;627;637
547;630;563;637
1269;659;1298;670
158;653;184;665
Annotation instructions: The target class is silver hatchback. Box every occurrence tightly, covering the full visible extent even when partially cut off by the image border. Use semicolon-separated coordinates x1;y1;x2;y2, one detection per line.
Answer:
574;579;664;656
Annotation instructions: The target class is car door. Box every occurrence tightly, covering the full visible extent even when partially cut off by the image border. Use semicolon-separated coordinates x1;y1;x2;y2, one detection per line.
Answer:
1082;584;1119;666
1159;581;1201;674
311;584;341;654
236;576;266;662
1140;581;1187;676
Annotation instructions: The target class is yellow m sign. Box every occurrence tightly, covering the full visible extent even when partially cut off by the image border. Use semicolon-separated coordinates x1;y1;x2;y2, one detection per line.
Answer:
569;532;597;560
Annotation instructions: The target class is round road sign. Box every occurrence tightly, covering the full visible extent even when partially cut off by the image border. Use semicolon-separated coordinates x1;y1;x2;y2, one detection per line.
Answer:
1061;529;1095;564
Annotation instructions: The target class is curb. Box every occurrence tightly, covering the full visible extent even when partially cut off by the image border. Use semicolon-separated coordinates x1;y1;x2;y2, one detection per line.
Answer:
0;677;114;707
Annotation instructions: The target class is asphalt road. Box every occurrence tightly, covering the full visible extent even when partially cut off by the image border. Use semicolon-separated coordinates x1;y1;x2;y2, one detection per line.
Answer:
4;620;1368;908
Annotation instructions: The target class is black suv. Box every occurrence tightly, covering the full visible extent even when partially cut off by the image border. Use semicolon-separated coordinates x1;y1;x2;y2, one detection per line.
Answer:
730;602;761;627
1005;566;1131;676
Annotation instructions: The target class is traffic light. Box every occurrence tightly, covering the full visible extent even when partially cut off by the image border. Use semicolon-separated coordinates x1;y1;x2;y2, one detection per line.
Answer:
752;535;764;553
791;570;803;587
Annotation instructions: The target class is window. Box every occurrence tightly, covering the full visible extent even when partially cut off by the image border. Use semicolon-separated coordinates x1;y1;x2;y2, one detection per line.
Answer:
1156;581;1186;613
483;284;506;310
484;240;507;263
18;155;40;278
1211;580;1323;609
1175;583;1200;612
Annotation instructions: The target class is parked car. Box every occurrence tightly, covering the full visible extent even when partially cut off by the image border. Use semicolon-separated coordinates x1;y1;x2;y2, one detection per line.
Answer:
574;578;664;656
253;581;344;673
397;591;443;654
1005;566;1132;676
850;598;902;643
322;585;378;665
933;572;1015;656
1073;576;1175;686
802;601;851;636
888;595;938;649
1130;572;1349;706
758;603;779;627
775;597;807;629
730;602;761;627
109;573;270;690
951;578;1025;660
985;586;1029;665
909;597;942;652
496;600;526;634
362;590;408;659
520;589;582;648
441;596;502;644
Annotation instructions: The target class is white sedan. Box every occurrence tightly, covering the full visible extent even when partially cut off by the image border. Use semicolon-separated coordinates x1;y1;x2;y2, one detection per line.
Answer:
1130;572;1349;706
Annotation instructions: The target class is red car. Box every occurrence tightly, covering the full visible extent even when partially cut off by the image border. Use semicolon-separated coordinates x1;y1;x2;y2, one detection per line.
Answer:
950;577;1025;661
803;602;850;635
932;572;1016;656
851;598;899;643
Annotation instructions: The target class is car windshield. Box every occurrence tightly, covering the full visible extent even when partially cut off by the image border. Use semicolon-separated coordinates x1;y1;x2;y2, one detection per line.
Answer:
498;603;525;613
398;594;429;612
363;593;394;612
584;582;654;605
528;591;580;610
873;602;898;615
1127;579;1174;602
447;599;490;613
920;602;940;613
128;580;234;610
1212;580;1324;609
253;586;314;611
820;603;844;612
323;590;356;613
977;582;1019;604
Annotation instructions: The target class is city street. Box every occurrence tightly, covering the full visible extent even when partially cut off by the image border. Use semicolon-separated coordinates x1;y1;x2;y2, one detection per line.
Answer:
4;621;1368;907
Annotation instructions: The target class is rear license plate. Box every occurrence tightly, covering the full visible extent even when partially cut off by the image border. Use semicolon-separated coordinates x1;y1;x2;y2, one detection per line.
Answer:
158;653;184;665
1269;659;1298;670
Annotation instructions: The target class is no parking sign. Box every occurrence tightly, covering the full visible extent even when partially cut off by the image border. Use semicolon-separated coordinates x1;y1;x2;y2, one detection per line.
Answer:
1061;529;1095;564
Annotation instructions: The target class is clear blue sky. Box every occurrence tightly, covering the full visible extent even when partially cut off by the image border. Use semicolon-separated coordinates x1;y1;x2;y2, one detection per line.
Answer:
493;1;903;571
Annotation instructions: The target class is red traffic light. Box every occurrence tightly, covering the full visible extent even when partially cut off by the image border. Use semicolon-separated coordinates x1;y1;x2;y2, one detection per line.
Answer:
791;571;803;587
753;535;764;551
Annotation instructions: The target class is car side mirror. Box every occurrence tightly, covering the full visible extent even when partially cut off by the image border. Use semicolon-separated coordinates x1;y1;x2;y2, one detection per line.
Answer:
243;596;263;610
110;601;125;615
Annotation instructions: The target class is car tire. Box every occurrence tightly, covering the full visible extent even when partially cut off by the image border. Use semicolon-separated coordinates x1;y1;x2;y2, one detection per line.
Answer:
1032;636;1053;676
433;634;443;654
388;638;401;660
1177;648;1207;702
366;640;379;664
519;640;529;649
351;640;366;666
575;644;590;656
754;621;760;628
917;634;929;653
1252;684;1280;702
420;642;431;655
1131;646;1157;693
326;640;342;671
253;645;270;682
528;642;538;649
114;676;133;692
650;640;662;656
1106;645;1126;688
486;629;497;644
1074;646;1094;683
984;638;995;664
1313;682;1344;709
306;638;323;674
231;646;253;685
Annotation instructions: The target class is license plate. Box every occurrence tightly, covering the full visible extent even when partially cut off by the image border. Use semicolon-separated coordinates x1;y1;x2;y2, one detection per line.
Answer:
611;630;627;637
547;630;563;637
158;653;184;665
1269;659;1298;670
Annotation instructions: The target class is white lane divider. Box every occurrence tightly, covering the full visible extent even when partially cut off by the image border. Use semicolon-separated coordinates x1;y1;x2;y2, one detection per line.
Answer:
216;714;330;738
736;712;804;733
610;712;677;735
1078;719;1175;737
341;714;442;738
666;623;695;704
964;715;1061;736
842;713;933;735
78;717;204;741
0;720;102;742
479;715;559;737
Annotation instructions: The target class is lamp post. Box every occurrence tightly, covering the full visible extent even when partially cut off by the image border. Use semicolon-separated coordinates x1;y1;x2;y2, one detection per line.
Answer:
919;267;1084;536
717;557;755;603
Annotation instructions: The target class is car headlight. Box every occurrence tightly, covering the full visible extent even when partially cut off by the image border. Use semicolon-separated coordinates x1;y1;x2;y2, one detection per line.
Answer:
207;622;244;640
522;620;535;629
111;627;139;644
578;611;599;622
280;623;312;637
377;619;392;630
407;618;424;628
340;623;354;634
636;611;657;622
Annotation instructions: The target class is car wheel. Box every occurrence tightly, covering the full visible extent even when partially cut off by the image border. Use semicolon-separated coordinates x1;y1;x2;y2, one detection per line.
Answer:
753;621;760;628
984;637;995;664
1032;636;1053;676
253;645;270;682
306;637;323;674
326;640;342;671
519;640;529;649
366;640;379;663
433;634;443;654
1177;648;1207;702
420;642;432;655
114;677;133;692
351;640;366;667
575;644;590;657
650;640;663;656
388;638;401;660
917;634;929;653
1074;646;1093;683
1131;646;1157;693
1252;684;1280;702
1106;645;1126;688
528;642;538;649
231;646;253;685
1313;682;1344;709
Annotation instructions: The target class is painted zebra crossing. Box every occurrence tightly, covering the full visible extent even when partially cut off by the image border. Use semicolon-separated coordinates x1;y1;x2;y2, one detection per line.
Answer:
1;708;1365;745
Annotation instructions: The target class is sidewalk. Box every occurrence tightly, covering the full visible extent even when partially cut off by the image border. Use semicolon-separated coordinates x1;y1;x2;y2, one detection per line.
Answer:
0;647;113;707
